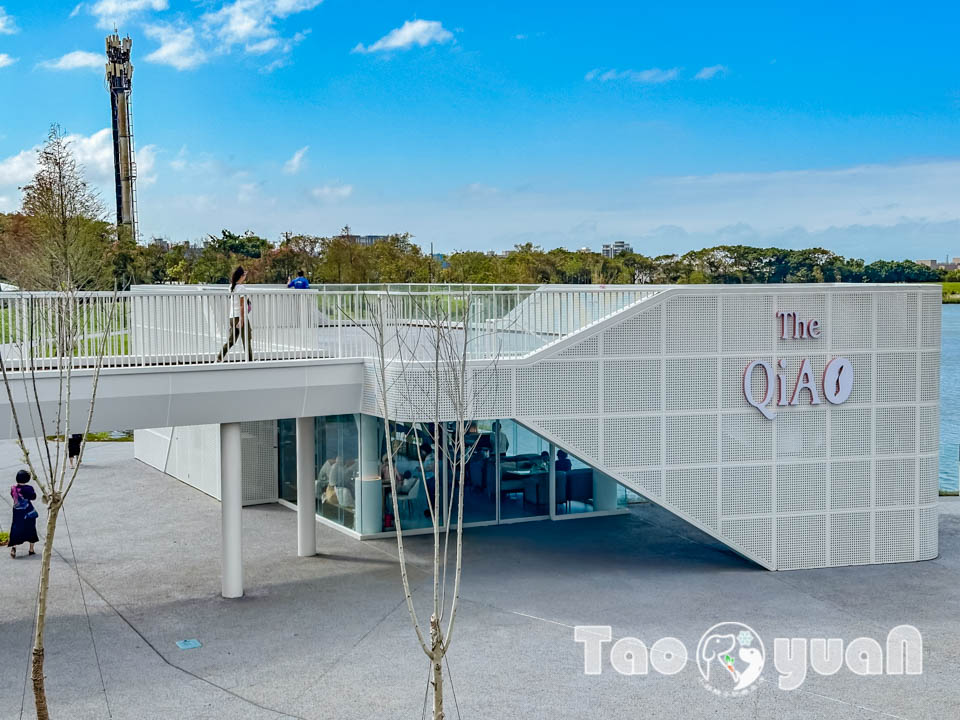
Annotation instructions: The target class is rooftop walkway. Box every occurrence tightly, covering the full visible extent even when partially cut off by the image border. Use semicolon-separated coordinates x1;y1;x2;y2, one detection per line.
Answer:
0;284;661;437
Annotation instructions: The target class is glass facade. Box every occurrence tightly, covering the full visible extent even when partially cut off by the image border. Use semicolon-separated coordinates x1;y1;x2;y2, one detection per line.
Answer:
374;418;439;532
553;446;623;516
498;420;550;520
316;414;360;530
277;413;632;535
277;419;298;503
441;421;494;525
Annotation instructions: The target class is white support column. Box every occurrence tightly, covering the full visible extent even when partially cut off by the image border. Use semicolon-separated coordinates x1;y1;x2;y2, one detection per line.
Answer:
220;422;243;599
593;471;619;512
548;442;556;519
296;416;317;556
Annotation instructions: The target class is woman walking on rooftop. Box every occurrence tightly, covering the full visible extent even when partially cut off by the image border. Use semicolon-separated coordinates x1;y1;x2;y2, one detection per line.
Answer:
8;469;38;559
217;266;253;362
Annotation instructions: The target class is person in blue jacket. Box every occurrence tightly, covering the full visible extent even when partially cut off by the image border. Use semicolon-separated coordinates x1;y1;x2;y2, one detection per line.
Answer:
287;270;310;289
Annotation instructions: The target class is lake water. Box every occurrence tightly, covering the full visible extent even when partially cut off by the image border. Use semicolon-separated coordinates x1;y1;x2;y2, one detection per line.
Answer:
940;305;960;491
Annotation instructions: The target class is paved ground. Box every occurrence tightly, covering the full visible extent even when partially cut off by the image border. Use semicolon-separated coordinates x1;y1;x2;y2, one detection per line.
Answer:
0;441;957;719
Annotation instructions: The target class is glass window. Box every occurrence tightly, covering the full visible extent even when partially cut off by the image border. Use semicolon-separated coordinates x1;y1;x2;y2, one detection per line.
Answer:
447;421;496;525
375;418;441;532
316;414;360;530
498;420;550;520
554;447;622;516
618;485;647;508
277;418;298;503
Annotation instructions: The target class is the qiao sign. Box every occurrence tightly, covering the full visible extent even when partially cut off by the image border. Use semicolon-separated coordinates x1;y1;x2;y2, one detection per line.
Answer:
743;311;853;420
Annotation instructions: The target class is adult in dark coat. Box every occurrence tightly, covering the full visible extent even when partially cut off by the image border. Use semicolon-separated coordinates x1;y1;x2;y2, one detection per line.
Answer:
68;433;82;468
9;469;38;558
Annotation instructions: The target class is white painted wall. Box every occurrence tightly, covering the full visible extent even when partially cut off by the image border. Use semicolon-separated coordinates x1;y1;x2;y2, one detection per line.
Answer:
136;422;277;504
136;425;221;499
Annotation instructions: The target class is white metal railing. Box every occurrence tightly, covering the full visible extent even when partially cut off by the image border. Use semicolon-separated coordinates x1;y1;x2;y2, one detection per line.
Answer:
0;284;664;371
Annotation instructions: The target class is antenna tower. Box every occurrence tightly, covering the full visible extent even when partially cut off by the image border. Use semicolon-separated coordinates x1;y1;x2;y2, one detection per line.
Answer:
105;32;139;242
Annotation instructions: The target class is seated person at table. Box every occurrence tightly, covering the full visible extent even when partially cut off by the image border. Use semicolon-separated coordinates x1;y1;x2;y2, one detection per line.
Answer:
398;470;415;494
317;455;338;498
556;449;572;472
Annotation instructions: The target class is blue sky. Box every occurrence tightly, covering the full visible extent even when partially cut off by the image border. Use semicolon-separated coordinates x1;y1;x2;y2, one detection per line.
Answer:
1;1;959;260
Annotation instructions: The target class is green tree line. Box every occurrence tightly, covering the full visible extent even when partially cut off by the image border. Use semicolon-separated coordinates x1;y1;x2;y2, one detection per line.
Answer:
1;214;946;289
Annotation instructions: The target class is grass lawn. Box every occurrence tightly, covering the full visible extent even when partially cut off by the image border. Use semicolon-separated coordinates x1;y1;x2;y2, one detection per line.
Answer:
943;282;960;303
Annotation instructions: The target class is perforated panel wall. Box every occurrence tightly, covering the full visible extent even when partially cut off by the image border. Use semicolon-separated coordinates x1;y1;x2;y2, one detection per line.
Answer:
472;367;515;419
512;284;939;570
241;420;278;505
602;304;662;356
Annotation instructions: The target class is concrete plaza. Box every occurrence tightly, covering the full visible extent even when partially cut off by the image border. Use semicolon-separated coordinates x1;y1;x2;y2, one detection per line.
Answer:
1;441;957;719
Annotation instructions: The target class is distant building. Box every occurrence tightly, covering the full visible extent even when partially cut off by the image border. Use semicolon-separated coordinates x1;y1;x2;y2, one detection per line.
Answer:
602;241;633;258
340;234;388;246
916;257;960;271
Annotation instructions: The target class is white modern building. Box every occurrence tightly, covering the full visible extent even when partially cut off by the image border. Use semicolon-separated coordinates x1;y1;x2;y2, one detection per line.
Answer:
0;283;940;597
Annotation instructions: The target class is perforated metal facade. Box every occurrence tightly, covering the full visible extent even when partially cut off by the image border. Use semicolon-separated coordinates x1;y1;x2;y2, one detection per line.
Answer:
368;284;939;570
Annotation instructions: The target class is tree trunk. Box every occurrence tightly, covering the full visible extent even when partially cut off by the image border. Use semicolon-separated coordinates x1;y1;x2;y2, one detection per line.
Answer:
430;615;444;720
32;500;60;720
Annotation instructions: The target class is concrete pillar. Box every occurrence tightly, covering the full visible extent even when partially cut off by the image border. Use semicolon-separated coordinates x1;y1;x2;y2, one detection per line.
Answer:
358;414;382;534
593;471;619;512
296;416;317;556
548;442;556;519
220;422;243;598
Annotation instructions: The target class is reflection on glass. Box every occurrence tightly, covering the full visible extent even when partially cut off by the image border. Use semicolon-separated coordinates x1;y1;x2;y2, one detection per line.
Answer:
554;447;594;515
499;420;550;519
617;485;647;509
316;414;360;530
553;446;621;516
377;418;440;532
277;418;298;503
452;421;496;524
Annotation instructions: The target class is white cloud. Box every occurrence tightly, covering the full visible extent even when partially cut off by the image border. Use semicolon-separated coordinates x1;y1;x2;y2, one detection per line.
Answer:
237;182;259;203
169;145;189;170
514;34;527;40
144;23;207;70
39;50;103;71
352;19;453;54
586;67;679;84
198;0;317;68
311;183;352;201
246;37;279;54
0;6;18;34
695;64;727;80
273;0;323;15
0;127;137;194
283;146;309;174
0;148;37;186
120;156;960;263
0;53;16;68
204;0;319;47
89;0;168;29
66;128;118;182
136;144;158;185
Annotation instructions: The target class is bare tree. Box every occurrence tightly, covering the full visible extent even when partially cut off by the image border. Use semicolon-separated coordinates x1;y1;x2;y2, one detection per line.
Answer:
354;287;503;719
0;126;117;719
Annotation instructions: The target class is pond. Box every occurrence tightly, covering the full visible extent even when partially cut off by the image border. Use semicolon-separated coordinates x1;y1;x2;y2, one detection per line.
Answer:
940;304;959;492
